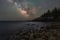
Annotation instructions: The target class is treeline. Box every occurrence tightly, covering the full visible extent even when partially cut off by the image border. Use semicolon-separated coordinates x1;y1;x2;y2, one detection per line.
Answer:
32;8;60;22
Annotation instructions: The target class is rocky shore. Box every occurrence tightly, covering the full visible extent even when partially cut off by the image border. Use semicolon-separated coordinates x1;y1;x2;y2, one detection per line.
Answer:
5;22;60;40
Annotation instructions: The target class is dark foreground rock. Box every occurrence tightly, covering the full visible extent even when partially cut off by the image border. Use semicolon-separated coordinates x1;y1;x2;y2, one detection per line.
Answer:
5;23;60;40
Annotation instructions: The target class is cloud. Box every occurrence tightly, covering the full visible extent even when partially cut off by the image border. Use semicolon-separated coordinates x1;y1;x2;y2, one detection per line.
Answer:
14;0;40;18
0;0;60;20
8;0;13;3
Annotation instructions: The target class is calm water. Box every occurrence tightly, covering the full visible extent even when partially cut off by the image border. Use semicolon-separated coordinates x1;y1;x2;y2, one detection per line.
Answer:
0;22;48;33
0;21;48;40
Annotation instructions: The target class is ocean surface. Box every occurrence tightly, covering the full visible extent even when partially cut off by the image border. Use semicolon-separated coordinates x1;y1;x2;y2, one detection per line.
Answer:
0;21;48;40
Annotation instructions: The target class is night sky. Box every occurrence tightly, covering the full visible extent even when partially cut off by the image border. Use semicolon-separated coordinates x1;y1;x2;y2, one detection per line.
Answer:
0;0;60;20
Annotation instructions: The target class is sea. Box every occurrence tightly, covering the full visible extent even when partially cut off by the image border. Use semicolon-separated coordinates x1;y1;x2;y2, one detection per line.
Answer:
0;21;48;40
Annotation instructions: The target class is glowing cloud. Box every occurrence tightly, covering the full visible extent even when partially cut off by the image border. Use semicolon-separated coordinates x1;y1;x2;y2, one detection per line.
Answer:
7;0;14;3
17;8;29;17
7;0;40;18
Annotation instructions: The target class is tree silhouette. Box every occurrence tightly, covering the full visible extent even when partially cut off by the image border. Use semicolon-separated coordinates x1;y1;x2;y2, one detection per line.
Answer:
32;7;60;22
